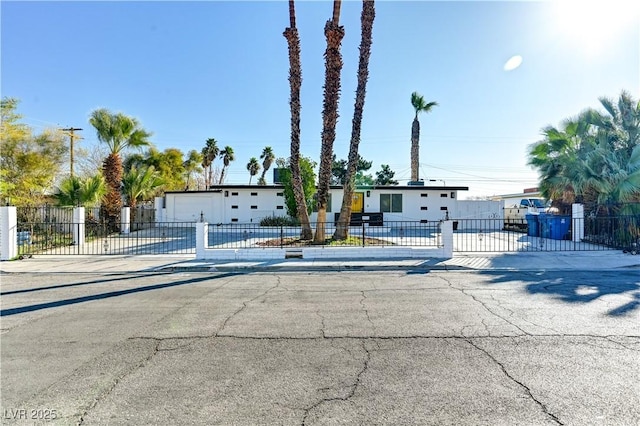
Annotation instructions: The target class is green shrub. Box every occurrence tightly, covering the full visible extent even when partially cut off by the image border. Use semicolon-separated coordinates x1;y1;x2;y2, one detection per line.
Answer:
259;215;300;227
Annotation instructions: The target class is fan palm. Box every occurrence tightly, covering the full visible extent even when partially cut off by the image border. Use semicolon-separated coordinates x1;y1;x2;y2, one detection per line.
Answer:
219;146;235;184
122;165;164;223
284;0;312;239
315;0;345;244
247;157;261;184
89;108;151;230
258;146;275;185
529;91;640;213
410;92;438;182
54;174;107;207
334;0;376;240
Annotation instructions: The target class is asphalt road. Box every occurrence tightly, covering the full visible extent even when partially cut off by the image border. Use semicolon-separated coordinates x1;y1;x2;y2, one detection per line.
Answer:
1;269;639;425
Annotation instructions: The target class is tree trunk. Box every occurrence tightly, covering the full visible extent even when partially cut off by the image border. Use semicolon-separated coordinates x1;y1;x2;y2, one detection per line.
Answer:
315;11;345;244
334;0;375;240
410;116;420;182
102;152;123;233
284;0;312;240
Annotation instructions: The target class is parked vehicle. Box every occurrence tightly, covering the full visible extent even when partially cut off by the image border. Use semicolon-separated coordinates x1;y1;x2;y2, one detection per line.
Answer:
503;198;549;230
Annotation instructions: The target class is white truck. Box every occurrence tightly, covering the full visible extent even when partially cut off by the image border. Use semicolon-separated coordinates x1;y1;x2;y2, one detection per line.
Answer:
503;198;548;231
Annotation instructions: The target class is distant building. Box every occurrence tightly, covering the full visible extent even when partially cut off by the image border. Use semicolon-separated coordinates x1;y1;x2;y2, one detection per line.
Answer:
492;188;544;208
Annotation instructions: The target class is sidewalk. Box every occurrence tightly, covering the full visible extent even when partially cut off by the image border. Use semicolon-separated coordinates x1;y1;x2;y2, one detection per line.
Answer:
1;251;639;274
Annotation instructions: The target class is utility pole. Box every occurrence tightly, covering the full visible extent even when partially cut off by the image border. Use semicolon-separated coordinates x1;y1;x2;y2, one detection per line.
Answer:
60;127;83;177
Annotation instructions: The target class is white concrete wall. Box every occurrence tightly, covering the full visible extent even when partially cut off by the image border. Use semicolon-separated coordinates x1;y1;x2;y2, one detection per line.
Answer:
453;200;503;219
195;220;455;260
0;206;17;260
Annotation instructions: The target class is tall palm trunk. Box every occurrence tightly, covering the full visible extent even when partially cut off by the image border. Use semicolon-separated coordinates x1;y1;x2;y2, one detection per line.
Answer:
411;115;420;182
102;152;123;232
334;0;375;240
314;0;344;243
284;0;313;239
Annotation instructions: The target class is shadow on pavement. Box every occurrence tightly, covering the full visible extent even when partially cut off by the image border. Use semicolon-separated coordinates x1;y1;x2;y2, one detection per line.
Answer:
1;272;169;296
479;269;640;317
0;272;239;317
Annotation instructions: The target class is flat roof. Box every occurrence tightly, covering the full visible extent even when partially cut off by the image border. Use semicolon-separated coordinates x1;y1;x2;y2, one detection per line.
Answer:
165;185;469;194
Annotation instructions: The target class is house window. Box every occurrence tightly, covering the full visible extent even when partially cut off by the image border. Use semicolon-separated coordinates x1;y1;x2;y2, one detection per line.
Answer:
276;205;284;210
231;218;238;222
420;206;428;211
251;205;258;209
451;192;455;199
380;194;402;213
231;205;238;209
440;206;448;211
440;193;448;198
251;192;258;196
421;193;428;197
276;192;284;197
231;192;238;196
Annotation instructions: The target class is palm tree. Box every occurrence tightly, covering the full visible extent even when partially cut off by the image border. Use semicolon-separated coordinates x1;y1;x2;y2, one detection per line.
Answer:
334;0;376;240
201;138;219;189
247;157;261;184
258;146;275;185
284;0;313;239
410;92;438;182
122;165;164;224
219;146;235;184
89;108;152;231
54;174;107;207
528;91;640;213
315;0;345;244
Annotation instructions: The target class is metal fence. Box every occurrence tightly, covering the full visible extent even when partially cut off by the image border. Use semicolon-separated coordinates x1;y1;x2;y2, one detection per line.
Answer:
17;222;196;256
206;221;443;249
452;216;638;252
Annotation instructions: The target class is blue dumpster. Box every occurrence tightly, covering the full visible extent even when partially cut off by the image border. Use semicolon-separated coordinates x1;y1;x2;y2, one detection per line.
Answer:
539;214;571;240
538;213;550;238
548;215;571;240
525;214;539;237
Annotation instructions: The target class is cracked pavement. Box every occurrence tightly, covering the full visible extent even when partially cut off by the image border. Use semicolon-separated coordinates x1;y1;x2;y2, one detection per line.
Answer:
1;269;638;425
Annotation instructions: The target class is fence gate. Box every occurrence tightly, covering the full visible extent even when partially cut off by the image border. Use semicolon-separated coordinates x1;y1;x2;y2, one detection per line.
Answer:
452;217;637;253
16;206;196;256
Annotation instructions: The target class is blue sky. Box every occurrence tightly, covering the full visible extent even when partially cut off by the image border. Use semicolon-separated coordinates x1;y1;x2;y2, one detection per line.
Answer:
2;0;638;198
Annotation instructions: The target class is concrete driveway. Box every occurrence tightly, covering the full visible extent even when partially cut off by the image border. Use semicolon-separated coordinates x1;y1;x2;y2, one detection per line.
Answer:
1;267;639;425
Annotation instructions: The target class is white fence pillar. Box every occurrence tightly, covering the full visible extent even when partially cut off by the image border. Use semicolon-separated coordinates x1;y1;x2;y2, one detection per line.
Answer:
0;206;17;260
441;220;453;258
196;222;208;259
121;207;131;234
155;197;164;223
73;207;85;246
572;203;584;242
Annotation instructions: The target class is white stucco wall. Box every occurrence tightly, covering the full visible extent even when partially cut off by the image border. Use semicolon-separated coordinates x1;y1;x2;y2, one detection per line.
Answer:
165;185;469;224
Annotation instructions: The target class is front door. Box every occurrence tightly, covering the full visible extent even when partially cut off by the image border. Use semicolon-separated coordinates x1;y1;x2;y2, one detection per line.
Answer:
352;192;364;213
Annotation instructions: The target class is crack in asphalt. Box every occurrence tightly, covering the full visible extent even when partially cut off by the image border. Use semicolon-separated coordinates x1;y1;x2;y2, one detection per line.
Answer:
127;333;640;342
77;339;161;425
215;280;281;335
439;275;532;336
300;339;374;426
316;310;327;338
359;291;376;333
465;338;564;425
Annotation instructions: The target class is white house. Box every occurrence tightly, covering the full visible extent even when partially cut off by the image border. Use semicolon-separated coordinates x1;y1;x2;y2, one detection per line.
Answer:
161;184;500;225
